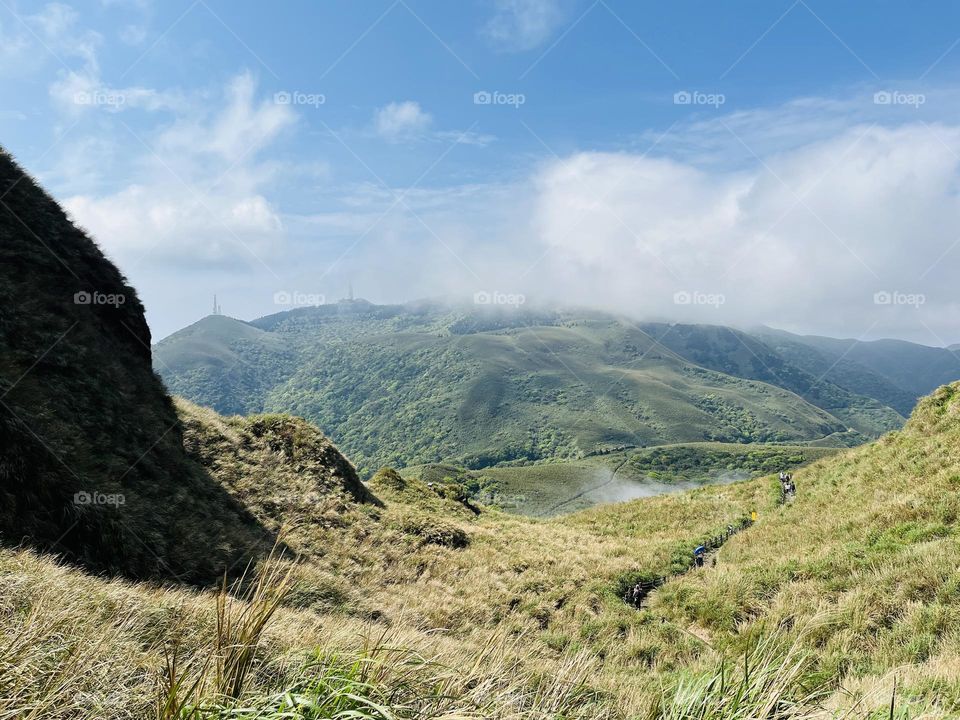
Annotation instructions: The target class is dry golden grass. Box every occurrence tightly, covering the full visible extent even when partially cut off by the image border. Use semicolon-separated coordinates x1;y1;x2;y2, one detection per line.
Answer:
4;386;960;717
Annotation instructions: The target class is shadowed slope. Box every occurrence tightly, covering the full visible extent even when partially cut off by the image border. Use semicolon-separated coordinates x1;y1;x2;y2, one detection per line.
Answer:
0;148;282;581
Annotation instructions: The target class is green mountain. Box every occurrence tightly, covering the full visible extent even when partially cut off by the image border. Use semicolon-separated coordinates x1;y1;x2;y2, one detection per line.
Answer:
154;301;931;476
644;323;908;437
757;327;960;413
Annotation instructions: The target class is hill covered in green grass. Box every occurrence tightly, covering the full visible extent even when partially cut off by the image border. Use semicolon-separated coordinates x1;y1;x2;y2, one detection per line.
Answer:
152;302;939;475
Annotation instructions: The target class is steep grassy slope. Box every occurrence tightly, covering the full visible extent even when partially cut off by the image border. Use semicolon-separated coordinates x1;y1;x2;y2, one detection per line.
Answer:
155;305;883;476
0;148;365;582
640;382;960;715
10;385;960;718
0;395;768;718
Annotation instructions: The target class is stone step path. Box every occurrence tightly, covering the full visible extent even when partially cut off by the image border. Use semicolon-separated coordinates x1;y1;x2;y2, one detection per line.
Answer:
622;515;754;609
623;474;802;609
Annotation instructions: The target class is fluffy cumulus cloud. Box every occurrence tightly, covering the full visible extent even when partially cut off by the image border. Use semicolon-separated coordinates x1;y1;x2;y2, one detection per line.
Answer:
336;116;960;345
520;122;960;342
482;0;566;52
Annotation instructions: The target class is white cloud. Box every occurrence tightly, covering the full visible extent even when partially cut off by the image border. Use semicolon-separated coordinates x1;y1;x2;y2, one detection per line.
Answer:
157;73;293;161
374;100;432;141
521;122;960;342
293;112;960;345
15;1;178;116
371;100;492;146
0;2;94;76
483;0;566;52
62;72;295;269
29;2;103;73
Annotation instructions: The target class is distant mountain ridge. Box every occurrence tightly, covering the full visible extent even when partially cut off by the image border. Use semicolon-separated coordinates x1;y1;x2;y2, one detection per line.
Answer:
154;301;956;475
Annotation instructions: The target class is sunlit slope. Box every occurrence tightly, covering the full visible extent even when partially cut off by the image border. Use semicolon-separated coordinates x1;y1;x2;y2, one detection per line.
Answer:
7;386;960;717
757;326;960;416
155;314;294;415
653;322;907;435
643;381;960;712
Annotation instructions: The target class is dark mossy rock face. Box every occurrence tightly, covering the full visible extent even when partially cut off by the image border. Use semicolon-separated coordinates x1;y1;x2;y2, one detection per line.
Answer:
0;148;282;582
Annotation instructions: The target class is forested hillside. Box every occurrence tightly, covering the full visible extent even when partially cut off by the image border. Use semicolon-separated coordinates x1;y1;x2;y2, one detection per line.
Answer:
154;302;930;475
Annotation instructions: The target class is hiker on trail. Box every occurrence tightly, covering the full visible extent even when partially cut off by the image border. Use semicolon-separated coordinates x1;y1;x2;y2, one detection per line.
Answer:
631;583;644;607
779;471;787;482
727;524;734;538
693;545;706;567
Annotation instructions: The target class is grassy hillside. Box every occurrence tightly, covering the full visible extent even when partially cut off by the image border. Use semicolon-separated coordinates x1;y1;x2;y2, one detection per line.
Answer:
151;304;916;476
8;148;960;718
8;384;960;718
653;323;906;435
154;315;294;415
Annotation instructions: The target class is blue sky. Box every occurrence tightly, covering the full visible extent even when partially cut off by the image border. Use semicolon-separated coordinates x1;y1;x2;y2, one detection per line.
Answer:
4;0;960;344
